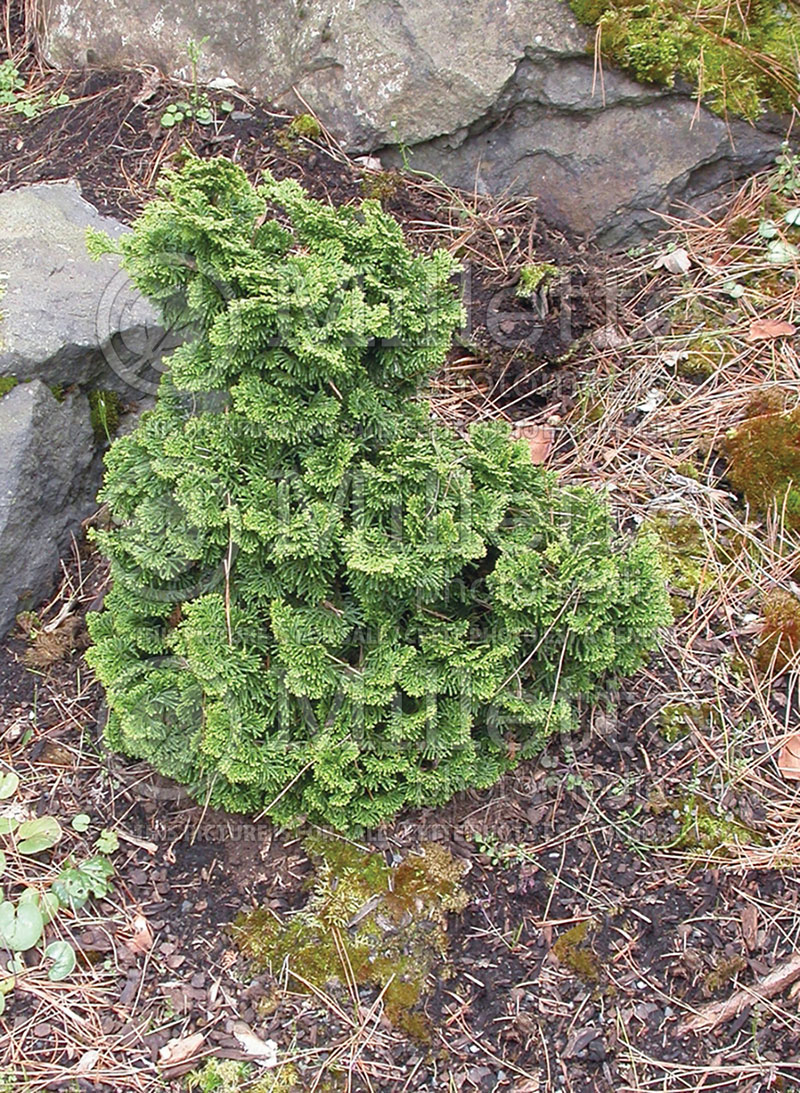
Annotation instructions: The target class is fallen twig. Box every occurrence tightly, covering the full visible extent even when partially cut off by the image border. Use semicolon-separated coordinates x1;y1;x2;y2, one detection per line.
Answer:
681;952;800;1033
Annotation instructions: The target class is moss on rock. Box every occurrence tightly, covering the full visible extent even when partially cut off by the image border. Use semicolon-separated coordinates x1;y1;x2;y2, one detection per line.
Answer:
570;0;799;120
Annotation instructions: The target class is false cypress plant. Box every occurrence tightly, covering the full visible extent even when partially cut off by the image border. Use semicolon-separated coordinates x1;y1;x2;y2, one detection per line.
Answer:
86;156;670;830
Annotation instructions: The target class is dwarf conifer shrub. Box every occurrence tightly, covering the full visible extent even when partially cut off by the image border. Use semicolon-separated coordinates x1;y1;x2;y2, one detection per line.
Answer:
86;156;670;830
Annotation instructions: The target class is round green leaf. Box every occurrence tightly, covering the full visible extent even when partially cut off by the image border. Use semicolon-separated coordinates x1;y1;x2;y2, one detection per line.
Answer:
0;773;19;800
195;107;213;125
758;218;779;239
721;280;745;299
71;814;91;833
0;818;18;836
16;816;62;854
160;113;176;128
0;903;13;942
767;239;800;265
784;208;800;227
45;941;76;982
0;900;43;951
39;891;60;924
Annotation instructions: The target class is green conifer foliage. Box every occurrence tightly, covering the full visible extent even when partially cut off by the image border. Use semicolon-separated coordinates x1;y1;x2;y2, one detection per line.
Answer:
86;156;671;830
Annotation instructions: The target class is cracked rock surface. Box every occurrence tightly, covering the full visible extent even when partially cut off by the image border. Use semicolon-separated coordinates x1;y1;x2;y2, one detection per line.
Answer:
0;381;97;635
42;0;784;242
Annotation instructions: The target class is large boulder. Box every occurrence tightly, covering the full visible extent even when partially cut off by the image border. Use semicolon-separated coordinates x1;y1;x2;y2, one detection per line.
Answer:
41;0;785;243
0;381;97;635
0;181;170;396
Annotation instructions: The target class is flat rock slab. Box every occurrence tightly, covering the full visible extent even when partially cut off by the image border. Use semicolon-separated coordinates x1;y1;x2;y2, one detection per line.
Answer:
0;380;98;635
41;0;784;242
0;181;168;395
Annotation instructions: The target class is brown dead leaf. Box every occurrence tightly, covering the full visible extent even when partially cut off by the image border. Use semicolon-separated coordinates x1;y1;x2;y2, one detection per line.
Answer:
653;247;691;274
73;1049;100;1075
512;424;555;464
128;913;154;955
232;1021;278;1064
740;903;758;951
746;318;797;343
512;1079;541;1092
158;1032;205;1069
132;69;161;107
778;734;800;780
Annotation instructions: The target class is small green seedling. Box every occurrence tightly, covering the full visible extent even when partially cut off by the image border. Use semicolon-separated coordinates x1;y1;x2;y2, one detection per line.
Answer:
159;38;234;129
0;60;70;118
44;940;76;981
0;899;43;951
52;855;114;910
94;829;119;855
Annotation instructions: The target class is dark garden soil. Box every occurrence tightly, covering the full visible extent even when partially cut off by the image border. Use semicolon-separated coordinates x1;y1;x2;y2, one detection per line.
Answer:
2;19;800;1093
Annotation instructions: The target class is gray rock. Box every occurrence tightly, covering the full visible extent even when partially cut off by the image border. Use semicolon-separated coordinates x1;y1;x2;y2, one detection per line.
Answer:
40;0;785;242
386;62;784;247
0;381;98;636
0;181;170;396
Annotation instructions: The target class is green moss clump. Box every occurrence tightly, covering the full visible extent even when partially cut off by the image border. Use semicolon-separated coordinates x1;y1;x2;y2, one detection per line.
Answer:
756;587;800;671
646;512;714;612
360;171;401;203
552;919;602;982
0;376;17;399
705;954;747;994
727;215;755;242
674;460;699;481
724;401;800;529
516;262;560;298
187;1058;299;1092
279;112;322;150
678;335;733;381
570;0;612;22
570;0;799;120
671;794;763;852
232;839;467;1039
659;701;709;742
288;113;321;140
88;389;123;442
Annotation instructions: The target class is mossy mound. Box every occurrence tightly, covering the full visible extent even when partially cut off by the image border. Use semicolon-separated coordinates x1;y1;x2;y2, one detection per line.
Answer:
552;919;603;982
233;838;468;1039
756;587;800;670
724;399;800;529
